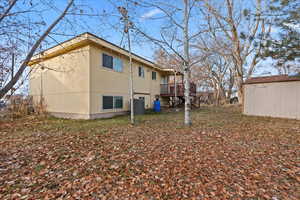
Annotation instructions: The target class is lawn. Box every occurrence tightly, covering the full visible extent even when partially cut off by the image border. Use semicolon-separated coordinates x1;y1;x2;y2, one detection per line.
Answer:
0;106;299;199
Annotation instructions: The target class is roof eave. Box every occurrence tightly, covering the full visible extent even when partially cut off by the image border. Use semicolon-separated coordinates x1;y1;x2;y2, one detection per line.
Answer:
29;32;167;72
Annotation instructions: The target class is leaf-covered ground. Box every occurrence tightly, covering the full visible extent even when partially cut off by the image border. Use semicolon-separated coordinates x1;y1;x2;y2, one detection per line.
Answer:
0;106;299;199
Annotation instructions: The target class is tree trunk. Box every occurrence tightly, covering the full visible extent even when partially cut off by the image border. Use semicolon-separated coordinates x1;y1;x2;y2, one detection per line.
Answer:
227;85;233;102
216;88;220;105
236;76;244;105
0;0;74;99
183;0;191;126
184;66;191;125
127;25;135;125
226;68;234;102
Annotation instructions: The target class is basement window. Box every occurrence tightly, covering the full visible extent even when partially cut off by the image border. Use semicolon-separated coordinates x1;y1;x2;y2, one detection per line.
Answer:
114;96;123;109
102;96;123;110
103;96;113;109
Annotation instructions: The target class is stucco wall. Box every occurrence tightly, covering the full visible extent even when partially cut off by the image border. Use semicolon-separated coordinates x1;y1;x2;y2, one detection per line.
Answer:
244;81;300;119
29;42;166;119
89;45;161;115
29;46;90;116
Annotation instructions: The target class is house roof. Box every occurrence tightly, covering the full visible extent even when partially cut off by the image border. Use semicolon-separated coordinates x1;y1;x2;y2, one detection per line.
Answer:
29;32;176;74
244;75;300;85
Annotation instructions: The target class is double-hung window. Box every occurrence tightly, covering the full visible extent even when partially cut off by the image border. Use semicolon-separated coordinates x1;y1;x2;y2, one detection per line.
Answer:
138;66;145;78
102;53;123;72
102;96;123;110
152;71;157;80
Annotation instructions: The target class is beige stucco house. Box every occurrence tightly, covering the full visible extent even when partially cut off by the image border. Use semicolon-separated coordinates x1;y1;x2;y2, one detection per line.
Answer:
29;32;193;119
244;75;300;120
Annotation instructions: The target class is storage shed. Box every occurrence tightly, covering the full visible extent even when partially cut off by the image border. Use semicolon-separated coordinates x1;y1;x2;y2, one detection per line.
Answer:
244;75;300;120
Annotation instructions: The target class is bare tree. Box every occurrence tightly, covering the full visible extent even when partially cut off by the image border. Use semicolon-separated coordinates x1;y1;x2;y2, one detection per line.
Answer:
153;49;182;72
0;0;18;23
113;0;207;126
200;0;271;104
0;0;74;99
273;63;300;75
192;51;235;105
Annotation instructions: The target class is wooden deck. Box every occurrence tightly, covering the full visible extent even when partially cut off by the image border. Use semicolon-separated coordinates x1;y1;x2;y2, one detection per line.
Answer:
160;83;196;97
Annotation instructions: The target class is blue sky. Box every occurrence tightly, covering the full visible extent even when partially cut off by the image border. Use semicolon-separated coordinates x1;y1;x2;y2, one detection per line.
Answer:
36;0;164;61
33;0;216;62
20;0;278;76
7;0;286;95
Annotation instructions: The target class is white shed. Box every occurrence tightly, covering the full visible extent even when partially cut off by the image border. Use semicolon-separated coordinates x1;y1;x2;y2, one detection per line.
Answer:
244;75;300;120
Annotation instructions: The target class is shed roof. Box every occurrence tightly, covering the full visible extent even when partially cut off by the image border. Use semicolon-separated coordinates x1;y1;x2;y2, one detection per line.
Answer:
244;75;300;85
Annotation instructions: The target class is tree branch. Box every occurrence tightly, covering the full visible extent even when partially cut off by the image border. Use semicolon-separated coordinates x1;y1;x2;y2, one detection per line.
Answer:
0;0;18;24
0;0;74;99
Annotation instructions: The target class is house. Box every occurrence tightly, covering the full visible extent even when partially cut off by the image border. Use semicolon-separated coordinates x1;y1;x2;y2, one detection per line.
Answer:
29;32;196;119
243;74;300;120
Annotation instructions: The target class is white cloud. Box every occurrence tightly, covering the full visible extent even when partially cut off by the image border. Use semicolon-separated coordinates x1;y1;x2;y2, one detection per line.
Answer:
141;8;163;20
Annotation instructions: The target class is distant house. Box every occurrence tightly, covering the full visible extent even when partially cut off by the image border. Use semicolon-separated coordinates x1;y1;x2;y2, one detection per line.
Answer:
29;32;196;119
244;75;300;120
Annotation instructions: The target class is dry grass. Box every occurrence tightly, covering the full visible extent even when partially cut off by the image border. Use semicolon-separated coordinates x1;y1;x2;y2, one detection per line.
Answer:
3;97;47;119
0;106;299;199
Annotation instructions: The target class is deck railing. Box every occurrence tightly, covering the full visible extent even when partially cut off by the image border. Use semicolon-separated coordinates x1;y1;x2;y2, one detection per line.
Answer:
160;83;196;96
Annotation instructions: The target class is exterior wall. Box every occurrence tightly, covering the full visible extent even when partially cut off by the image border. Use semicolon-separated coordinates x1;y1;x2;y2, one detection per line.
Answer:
29;35;168;119
89;45;162;115
244;81;300;120
29;46;90;117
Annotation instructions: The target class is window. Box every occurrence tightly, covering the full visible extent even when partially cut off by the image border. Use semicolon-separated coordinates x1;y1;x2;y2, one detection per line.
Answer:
102;96;123;109
102;53;123;72
103;96;113;109
113;57;123;72
152;71;157;80
138;66;145;77
114;96;123;109
102;54;113;69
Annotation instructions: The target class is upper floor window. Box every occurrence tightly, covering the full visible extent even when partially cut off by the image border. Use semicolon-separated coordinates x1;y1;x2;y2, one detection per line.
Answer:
102;53;113;69
102;53;123;72
113;57;123;72
138;66;145;78
152;71;157;80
